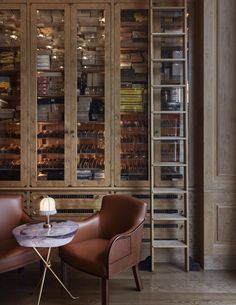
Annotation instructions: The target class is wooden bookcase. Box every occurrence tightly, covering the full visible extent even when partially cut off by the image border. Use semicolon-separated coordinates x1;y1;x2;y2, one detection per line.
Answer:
0;0;197;268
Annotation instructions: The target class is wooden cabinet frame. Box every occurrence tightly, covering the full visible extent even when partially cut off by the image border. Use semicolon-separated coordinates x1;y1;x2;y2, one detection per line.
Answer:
114;2;149;187
70;3;111;187
0;4;27;187
30;4;71;187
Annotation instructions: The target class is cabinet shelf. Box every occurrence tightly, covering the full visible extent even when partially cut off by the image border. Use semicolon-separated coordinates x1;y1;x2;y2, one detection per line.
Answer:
37;135;64;139
0;120;20;125
77;95;104;99
37;121;64;125
0;69;20;75
37;167;64;171
38;151;64;154
0;45;20;49
121;22;148;28
0;168;20;171
0;151;20;155
0;95;19;101
121;142;147;145
37;95;64;98
79;68;104;73
37;69;64;73
37;22;64;28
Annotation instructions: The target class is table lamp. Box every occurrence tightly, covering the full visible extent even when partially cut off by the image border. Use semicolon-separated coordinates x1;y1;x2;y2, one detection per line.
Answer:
39;196;57;228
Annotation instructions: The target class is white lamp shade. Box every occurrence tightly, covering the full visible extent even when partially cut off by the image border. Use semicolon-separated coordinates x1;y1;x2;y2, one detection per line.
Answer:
39;197;57;215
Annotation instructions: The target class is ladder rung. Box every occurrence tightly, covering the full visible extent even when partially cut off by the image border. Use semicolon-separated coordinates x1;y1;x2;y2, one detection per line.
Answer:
151;111;186;114
151;58;186;62
151;6;185;10
152;162;187;167
153;213;187;221
152;136;186;140
152;187;187;194
152;32;185;37
151;84;186;88
153;240;187;248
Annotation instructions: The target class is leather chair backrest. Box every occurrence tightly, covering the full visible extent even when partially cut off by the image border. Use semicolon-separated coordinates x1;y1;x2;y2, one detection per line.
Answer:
0;195;24;240
99;195;146;240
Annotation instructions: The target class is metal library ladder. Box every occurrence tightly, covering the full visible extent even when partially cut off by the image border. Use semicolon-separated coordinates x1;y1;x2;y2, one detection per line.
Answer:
149;0;189;271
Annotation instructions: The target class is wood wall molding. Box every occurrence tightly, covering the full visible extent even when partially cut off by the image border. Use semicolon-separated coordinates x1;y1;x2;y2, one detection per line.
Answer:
204;0;236;190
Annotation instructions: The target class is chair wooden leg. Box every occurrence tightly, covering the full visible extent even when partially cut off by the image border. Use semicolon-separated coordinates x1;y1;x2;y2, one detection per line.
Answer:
132;265;143;291
101;278;109;305
61;260;68;286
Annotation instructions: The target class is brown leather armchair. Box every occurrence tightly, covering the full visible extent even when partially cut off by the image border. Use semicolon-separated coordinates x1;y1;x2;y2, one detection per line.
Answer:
0;195;47;274
59;194;147;305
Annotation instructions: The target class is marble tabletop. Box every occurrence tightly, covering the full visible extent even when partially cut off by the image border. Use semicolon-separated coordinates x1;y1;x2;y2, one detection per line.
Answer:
13;221;79;248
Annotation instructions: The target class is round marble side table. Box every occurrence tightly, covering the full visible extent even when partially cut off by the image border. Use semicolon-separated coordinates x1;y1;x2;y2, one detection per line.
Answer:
13;221;79;305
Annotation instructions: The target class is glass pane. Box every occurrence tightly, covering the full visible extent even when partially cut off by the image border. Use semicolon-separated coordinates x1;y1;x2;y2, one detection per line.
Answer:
0;10;21;181
36;10;65;181
76;10;105;181
154;166;185;187
120;9;148;181
153;10;185;34
153;113;185;137
153;36;184;59
154;140;185;163
153;87;185;111
153;61;185;85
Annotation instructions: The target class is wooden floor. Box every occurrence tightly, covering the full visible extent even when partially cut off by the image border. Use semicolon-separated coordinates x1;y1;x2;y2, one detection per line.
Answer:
1;263;236;305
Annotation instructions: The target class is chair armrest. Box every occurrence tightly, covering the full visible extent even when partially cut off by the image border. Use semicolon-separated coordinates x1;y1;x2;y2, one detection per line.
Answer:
106;221;145;264
70;212;101;243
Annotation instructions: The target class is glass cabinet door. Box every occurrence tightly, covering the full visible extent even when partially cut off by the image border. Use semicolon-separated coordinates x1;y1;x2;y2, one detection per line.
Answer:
115;4;149;187
71;4;111;186
30;5;70;186
0;5;27;186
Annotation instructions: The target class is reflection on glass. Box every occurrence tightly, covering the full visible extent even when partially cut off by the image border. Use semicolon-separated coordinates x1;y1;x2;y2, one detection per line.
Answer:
0;10;21;181
76;10;105;181
154;140;184;163
153;37;184;59
154;114;184;137
36;10;65;181
153;87;184;111
120;9;148;181
154;61;184;85
153;10;184;34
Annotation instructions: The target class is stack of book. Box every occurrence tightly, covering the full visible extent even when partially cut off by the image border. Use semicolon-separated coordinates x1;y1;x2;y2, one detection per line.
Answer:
120;88;144;112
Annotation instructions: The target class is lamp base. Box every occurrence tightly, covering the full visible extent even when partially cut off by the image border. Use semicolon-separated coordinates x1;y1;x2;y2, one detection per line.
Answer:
43;223;53;229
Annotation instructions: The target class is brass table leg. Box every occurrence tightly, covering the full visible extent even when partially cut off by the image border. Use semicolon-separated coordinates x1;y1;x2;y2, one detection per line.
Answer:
33;247;79;305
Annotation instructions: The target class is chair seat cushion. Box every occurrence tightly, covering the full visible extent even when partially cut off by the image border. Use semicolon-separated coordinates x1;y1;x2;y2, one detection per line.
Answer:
0;238;47;274
60;238;109;277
